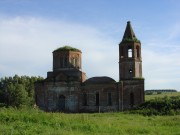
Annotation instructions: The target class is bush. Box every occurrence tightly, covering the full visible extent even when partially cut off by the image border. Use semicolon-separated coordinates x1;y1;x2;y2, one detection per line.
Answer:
157;91;162;94
146;92;153;95
128;96;180;116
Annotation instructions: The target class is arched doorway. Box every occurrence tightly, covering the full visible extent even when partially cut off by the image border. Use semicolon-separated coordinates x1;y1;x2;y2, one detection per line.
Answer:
58;95;65;111
130;93;134;108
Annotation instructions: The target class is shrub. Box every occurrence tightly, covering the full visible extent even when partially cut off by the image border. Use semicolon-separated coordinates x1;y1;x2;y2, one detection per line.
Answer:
128;96;180;116
157;91;162;94
146;92;153;95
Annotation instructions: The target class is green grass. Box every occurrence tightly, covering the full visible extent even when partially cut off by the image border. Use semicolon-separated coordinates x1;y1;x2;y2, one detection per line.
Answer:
145;92;180;101
0;93;179;135
0;107;180;135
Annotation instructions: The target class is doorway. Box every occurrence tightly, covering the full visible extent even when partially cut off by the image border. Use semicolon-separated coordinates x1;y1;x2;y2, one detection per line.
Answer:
58;95;65;111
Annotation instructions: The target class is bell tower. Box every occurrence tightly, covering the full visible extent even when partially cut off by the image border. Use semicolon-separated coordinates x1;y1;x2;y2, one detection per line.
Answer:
119;21;142;80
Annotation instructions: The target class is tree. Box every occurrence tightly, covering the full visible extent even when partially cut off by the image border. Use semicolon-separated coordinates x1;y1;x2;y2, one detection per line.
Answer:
0;75;44;108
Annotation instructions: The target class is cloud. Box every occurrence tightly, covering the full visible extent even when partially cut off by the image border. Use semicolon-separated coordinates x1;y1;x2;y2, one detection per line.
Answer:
0;16;118;80
142;37;180;90
0;15;180;91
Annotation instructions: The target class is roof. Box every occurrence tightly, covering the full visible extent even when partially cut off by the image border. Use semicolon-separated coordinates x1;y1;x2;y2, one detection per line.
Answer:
121;21;140;43
53;46;81;53
83;76;116;84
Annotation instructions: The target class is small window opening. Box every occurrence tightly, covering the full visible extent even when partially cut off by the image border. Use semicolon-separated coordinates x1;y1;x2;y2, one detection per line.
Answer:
83;93;87;106
64;57;67;67
58;95;65;111
108;92;112;106
96;92;99;106
60;57;63;68
129;69;133;73
128;46;132;58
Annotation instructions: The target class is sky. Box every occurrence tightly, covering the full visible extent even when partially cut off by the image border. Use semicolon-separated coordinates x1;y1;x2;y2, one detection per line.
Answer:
0;0;180;91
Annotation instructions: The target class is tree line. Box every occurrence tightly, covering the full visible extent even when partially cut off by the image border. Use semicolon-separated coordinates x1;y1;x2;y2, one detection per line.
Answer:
0;75;43;108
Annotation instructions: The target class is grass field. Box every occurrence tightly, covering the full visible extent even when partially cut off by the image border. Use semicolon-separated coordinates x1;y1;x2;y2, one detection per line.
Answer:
0;108;180;135
0;92;180;135
145;92;180;101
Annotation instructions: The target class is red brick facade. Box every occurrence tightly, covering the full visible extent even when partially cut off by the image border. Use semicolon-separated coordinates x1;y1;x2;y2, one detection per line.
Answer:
35;22;145;112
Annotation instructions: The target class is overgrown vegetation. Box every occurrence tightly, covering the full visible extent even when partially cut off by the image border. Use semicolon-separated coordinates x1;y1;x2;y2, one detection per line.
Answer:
129;95;180;116
0;75;43;108
0;107;180;135
122;37;141;43
53;45;81;52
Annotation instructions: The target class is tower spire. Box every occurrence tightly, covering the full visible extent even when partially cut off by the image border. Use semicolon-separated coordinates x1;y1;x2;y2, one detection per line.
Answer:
121;21;140;43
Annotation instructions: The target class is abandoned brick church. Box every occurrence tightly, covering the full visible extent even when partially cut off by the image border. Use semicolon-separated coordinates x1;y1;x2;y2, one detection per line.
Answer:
35;21;145;112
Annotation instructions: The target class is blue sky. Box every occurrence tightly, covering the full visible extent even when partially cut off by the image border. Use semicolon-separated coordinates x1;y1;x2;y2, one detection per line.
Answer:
0;0;180;90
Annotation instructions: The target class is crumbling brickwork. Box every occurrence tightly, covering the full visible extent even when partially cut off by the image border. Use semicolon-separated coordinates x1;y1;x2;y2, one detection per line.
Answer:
35;22;145;112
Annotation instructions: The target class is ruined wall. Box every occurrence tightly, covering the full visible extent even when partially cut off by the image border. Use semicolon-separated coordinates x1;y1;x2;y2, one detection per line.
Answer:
121;79;144;110
35;79;144;113
35;81;81;112
79;83;119;112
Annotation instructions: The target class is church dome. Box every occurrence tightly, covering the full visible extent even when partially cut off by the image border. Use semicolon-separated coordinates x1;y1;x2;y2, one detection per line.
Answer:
52;46;82;71
84;76;116;84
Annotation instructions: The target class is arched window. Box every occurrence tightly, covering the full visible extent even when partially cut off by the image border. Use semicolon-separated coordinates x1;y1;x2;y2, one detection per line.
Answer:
136;46;140;58
64;57;67;67
83;93;87;106
96;92;99;106
58;95;65;111
108;92;112;106
60;57;63;68
130;93;134;107
128;46;132;58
